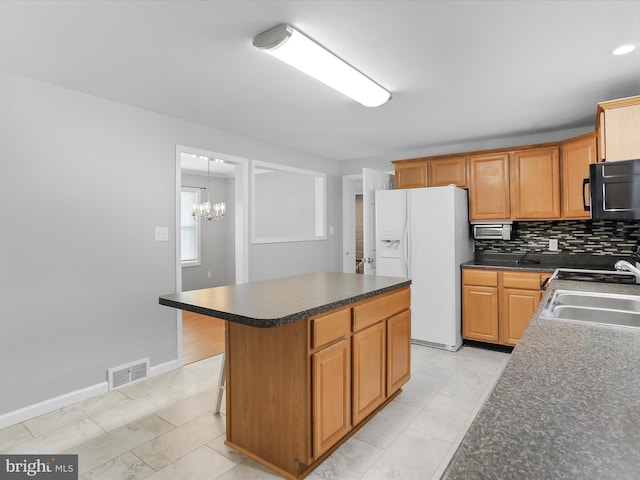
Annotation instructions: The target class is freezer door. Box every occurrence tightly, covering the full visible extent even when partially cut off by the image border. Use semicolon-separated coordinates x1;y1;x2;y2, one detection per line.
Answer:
375;189;408;278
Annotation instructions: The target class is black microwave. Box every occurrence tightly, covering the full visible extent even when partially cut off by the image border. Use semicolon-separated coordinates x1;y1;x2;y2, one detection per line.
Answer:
584;159;640;220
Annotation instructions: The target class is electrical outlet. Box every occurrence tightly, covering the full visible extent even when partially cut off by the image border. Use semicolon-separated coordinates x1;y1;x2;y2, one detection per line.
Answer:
155;227;169;242
548;239;559;251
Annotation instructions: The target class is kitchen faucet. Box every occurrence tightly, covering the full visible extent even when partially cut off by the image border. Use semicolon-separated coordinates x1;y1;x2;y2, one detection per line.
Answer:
614;260;640;284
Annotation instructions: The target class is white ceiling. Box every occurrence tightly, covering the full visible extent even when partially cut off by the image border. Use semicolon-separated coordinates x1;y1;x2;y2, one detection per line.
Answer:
1;0;639;162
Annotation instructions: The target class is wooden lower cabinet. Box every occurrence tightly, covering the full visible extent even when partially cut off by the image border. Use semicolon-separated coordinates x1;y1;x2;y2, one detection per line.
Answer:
462;284;499;343
501;288;542;346
387;310;411;394
312;338;351;457
225;287;411;480
352;321;386;425
462;269;549;347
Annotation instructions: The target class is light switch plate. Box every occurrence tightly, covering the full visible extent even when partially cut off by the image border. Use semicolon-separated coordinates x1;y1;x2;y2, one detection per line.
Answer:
548;239;559;251
155;227;169;242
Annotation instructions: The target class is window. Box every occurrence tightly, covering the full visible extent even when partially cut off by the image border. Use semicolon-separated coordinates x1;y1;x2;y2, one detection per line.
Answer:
181;188;201;266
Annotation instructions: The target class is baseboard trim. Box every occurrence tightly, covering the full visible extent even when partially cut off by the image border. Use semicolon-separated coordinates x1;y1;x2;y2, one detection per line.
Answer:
0;358;180;429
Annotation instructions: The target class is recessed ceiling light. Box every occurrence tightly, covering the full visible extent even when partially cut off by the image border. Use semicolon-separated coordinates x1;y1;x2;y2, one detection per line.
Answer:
611;44;637;56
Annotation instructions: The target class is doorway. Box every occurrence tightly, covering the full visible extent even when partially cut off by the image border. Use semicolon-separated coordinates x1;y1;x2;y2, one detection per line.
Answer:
175;146;249;366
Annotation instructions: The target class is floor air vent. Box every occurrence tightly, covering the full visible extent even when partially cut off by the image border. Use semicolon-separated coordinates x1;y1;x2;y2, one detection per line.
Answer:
107;358;150;390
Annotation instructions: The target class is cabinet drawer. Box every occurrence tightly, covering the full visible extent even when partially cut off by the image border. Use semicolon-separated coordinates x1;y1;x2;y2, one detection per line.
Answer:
462;269;498;287
502;272;545;290
312;308;351;348
353;288;410;332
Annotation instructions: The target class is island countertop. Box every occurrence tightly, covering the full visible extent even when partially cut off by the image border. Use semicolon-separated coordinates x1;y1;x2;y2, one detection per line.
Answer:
159;271;411;328
442;279;640;480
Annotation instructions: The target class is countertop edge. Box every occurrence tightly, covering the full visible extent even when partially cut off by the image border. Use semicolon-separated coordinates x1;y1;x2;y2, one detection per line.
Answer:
159;278;411;328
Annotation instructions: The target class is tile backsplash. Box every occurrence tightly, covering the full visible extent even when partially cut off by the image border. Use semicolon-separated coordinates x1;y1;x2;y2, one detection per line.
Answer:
474;220;640;256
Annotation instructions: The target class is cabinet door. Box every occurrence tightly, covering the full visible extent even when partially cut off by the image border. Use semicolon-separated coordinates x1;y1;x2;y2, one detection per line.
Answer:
468;153;510;220
428;157;467;187
386;310;411;395
462;284;499;343
394;161;428;189
501;288;542;346
511;147;560;219
352;321;386;425
561;133;596;219
602;102;640;162
312;339;351;457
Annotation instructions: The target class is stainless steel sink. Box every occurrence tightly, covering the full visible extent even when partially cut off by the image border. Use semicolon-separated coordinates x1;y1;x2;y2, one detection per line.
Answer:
541;290;640;328
553;292;640;312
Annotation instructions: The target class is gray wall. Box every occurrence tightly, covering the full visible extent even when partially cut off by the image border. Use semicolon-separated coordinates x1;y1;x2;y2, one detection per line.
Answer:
0;71;342;416
181;173;235;291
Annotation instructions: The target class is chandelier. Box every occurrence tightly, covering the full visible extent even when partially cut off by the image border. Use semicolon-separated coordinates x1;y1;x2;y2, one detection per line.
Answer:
192;158;226;222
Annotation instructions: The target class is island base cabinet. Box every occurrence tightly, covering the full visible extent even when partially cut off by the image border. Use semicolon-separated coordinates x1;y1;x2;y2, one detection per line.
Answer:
387;309;411;395
312;339;351;458
352;321;386;426
225;286;411;480
225;320;311;478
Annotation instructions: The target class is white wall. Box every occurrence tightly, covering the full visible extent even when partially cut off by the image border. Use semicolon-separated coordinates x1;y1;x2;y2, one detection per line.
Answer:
0;71;342;419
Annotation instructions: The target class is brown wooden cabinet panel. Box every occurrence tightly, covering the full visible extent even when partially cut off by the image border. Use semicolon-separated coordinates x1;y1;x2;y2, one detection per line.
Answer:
311;308;351;349
502;271;544;290
463;269;549;347
386;310;411;395
511;147;560;219
353;287;410;332
462;284;499;343
501;288;542;346
561;133;596;219
352;321;386;425
393;160;428;189
428;157;467;187
597;96;640;162
225;286;410;480
312;338;351;457
468;153;510;220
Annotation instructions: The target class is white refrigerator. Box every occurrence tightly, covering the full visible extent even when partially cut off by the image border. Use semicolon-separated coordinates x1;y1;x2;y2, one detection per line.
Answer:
375;186;473;351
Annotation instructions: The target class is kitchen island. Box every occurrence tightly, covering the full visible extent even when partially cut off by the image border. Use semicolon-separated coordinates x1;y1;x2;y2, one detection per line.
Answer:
442;279;640;480
159;272;412;480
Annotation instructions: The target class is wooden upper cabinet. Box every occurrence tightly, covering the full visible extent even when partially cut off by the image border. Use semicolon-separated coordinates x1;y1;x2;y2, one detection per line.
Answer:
597;95;640;162
393;160;428;189
510;147;560;219
561;132;596;219
428;157;467;188
468;153;510;221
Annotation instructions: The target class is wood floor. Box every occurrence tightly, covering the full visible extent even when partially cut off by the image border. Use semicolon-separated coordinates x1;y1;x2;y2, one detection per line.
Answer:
182;311;225;365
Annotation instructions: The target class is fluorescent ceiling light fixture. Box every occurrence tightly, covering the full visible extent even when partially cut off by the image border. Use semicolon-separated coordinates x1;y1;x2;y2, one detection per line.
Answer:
611;44;637;56
253;23;391;107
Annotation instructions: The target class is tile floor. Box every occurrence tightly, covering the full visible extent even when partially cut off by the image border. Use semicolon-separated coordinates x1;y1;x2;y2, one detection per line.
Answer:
0;344;510;480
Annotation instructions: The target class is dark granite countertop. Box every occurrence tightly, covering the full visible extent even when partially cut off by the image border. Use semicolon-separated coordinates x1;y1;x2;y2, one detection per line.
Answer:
159;271;411;328
442;279;640;480
462;252;629;273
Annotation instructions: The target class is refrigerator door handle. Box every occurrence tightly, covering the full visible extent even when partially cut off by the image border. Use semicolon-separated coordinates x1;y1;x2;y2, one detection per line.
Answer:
405;193;411;278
